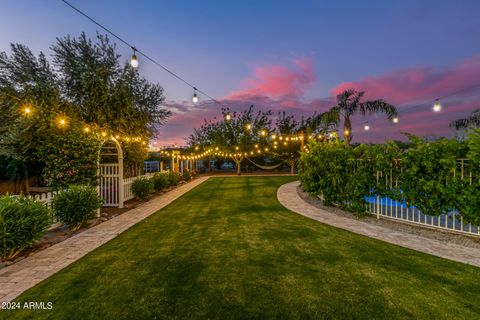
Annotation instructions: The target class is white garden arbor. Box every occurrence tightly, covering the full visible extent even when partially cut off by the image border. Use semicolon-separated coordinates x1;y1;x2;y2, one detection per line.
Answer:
98;137;124;208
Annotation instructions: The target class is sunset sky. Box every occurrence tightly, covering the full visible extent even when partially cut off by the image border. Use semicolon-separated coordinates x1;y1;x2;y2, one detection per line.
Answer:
1;0;480;146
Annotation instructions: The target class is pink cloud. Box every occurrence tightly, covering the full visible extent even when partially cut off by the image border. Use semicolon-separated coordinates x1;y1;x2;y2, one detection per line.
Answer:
156;56;480;146
332;56;480;104
227;58;316;100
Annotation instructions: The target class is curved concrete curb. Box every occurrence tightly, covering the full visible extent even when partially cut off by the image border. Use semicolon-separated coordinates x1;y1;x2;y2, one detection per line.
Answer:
277;181;480;268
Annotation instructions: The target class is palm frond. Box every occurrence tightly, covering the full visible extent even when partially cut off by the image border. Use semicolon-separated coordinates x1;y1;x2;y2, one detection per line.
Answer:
450;109;480;130
360;100;398;119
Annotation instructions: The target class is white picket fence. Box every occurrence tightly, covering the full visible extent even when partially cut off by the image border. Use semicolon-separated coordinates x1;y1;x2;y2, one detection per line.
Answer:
365;159;479;236
32;191;61;227
123;172;156;201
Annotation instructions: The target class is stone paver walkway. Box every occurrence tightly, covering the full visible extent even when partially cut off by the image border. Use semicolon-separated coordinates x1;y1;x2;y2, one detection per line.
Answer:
0;176;210;303
277;181;480;268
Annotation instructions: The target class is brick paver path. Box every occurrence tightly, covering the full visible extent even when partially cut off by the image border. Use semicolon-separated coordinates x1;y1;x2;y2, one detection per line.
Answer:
0;176;210;303
278;181;480;268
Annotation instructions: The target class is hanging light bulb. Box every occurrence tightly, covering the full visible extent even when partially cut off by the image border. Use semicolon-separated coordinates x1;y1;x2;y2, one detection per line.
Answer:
192;87;199;104
261;130;266;136
271;134;276;139
83;126;90;133
130;47;138;68
364;122;370;131
246;124;252;130
433;99;442;112
392;117;399;123
344;129;350;136
225;113;231;121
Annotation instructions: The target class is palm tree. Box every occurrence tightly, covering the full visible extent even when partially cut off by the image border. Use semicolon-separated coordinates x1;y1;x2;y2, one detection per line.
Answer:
450;109;480;130
321;89;398;144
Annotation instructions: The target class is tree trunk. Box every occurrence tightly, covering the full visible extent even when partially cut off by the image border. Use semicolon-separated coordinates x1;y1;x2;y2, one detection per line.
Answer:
235;157;243;175
344;115;352;145
208;156;212;172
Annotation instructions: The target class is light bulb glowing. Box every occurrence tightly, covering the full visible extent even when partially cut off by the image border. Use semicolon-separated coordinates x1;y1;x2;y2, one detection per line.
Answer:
130;52;138;68
84;126;90;133
58;118;67;127
192;88;199;103
433;100;442;112
246;124;252;130
261;130;266;136
101;132;107;137
271;134;276;139
23;106;31;115
392;117;399;123
225;114;231;121
364;122;370;131
344;129;350;135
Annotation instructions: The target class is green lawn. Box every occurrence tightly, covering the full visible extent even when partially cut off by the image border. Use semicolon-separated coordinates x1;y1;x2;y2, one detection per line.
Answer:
3;177;479;319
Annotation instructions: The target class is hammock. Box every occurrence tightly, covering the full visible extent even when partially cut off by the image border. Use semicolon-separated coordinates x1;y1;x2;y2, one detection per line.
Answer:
245;157;285;170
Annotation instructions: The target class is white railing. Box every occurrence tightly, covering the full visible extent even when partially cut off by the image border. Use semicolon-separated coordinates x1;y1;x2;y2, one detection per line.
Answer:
366;159;479;236
123;172;156;201
32;191;61;226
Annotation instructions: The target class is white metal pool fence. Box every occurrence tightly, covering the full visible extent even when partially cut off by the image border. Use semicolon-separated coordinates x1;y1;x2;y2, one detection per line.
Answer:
365;159;479;236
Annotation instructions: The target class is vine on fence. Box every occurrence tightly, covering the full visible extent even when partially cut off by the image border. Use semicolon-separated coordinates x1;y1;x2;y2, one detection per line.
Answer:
299;130;480;224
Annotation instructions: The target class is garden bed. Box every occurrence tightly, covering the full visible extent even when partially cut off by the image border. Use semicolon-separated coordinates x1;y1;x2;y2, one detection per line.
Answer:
0;179;191;269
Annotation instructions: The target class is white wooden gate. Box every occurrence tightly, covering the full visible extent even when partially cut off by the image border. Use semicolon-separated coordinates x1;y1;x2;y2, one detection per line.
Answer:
100;164;122;207
99;138;124;208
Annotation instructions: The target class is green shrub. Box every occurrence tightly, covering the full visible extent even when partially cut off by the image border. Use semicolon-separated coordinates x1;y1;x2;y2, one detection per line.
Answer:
168;172;180;186
152;173;170;191
53;185;102;230
182;169;192;182
300;134;480;223
0;194;52;260
132;177;154;201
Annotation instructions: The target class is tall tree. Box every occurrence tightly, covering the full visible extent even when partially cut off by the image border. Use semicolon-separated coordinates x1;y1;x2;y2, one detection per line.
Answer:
188;105;272;175
450;109;480;130
272;112;331;173
0;33;170;187
321;89;398;144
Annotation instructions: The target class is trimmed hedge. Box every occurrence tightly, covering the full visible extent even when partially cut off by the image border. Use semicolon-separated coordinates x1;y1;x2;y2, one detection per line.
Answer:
300;131;480;223
152;173;170;191
0;195;51;260
132;177;154;201
167;172;180;186
53;185;102;230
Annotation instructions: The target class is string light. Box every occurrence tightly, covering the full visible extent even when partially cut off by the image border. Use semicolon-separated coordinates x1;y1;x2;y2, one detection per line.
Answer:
83;126;90;133
22;104;32;115
225;113;231;121
392;117;399;123
57;117;67;128
364;122;370;131
192;87;199;104
130;48;138;68
261;130;266;136
271;134;276;139
246;124;252;130
344;129;350;135
433;99;442;112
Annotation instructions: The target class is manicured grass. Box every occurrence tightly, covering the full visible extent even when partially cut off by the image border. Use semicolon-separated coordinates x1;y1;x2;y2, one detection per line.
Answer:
3;177;479;319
